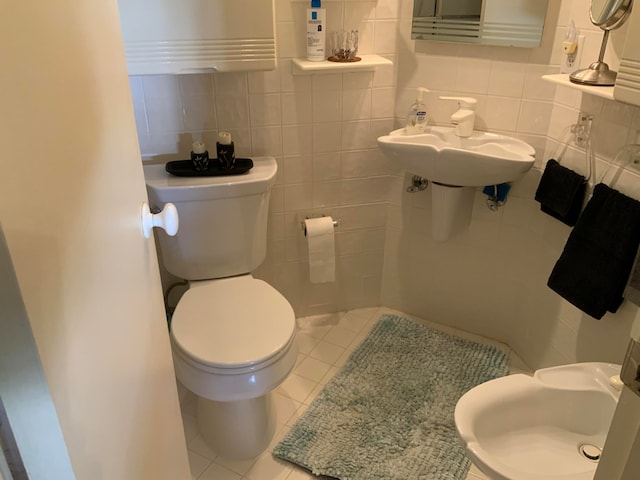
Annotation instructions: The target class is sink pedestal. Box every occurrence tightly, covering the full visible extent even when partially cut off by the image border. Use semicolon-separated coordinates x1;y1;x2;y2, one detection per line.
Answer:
431;183;475;242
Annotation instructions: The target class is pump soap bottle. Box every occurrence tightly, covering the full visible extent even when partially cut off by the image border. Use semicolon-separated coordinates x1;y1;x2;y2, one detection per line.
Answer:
405;87;430;134
307;0;326;62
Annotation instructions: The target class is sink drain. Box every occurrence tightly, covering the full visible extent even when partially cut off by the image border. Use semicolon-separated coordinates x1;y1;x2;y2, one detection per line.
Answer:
579;444;602;462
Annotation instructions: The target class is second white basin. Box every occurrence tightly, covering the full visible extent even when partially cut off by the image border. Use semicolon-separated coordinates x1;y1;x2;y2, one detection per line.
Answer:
377;127;535;186
455;362;622;480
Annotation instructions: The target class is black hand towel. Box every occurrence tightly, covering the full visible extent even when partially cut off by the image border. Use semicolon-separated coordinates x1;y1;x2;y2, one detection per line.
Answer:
535;159;586;226
547;183;640;319
624;251;640;307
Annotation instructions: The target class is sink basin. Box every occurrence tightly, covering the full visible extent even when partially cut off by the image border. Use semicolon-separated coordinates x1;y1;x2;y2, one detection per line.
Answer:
455;362;622;480
377;127;535;186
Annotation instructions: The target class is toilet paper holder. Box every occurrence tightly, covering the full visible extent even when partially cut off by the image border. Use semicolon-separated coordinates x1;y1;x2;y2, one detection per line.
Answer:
300;215;340;236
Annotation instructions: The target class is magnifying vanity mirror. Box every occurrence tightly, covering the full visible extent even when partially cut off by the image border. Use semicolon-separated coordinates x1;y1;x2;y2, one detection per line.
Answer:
411;1;549;48
570;0;633;86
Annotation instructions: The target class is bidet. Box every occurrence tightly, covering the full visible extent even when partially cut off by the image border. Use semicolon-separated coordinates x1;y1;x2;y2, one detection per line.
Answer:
455;362;621;480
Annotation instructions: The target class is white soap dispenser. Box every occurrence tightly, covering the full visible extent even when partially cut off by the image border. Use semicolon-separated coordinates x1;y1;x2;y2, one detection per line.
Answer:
405;87;430;135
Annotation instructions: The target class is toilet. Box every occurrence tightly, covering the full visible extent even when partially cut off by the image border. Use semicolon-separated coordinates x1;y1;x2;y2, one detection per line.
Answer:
143;157;297;459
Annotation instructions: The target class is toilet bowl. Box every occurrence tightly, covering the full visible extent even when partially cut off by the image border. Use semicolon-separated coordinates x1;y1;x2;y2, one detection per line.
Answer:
171;275;297;402
143;157;297;459
170;275;297;458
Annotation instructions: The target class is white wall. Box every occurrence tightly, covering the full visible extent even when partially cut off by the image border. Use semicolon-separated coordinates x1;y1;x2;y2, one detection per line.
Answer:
130;0;640;370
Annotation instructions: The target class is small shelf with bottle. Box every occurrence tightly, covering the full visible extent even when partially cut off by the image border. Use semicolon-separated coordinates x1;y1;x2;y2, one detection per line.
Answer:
291;55;393;75
541;74;614;101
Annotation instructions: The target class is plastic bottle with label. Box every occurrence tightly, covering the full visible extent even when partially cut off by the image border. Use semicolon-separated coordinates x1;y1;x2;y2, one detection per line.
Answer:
405;87;430;134
306;0;326;62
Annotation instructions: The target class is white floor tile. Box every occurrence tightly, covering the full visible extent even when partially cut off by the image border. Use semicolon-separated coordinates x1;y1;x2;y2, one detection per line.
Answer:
509;349;532;373
323;325;359;348
335;310;371;332
332;348;352;368
308;340;345;365
197;462;242;480
319;366;339;385
466;472;490;480
467;463;491;479
277;374;318;403
296;313;341;329
213;455;257;477
285;468;318;479
302;383;324;405
188;434;218;462
285;402;309;427
294;352;305;367
293;332;322;355
272;392;302;427
350;306;384;320
296;315;336;336
293;356;332;382
245;453;292;480
188;450;211;480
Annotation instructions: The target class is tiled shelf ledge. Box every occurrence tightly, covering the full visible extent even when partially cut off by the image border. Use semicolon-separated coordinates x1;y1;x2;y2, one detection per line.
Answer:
542;74;614;101
291;54;393;75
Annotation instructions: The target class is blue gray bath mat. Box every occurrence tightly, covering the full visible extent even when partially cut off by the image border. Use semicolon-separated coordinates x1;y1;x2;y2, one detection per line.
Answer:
273;314;509;480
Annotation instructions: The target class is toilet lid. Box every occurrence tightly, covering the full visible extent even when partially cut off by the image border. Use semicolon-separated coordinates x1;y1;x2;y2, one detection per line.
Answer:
170;277;295;369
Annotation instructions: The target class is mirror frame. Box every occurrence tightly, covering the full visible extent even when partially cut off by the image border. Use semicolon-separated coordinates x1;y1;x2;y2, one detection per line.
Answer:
590;0;633;29
411;0;550;48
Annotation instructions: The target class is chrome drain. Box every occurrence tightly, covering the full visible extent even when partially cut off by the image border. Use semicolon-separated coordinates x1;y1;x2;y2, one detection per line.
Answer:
579;444;602;462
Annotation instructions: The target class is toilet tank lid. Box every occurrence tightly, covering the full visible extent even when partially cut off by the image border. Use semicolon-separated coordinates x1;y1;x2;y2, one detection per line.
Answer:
143;156;277;203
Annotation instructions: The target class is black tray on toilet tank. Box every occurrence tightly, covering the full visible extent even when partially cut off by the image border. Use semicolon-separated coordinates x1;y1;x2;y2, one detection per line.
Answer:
165;158;253;177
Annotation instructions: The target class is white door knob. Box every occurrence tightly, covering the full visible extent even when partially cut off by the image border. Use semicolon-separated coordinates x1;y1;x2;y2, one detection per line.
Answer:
141;202;179;238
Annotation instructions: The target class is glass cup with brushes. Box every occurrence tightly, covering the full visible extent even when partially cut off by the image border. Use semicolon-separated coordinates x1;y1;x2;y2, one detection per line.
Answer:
329;30;360;62
216;131;235;170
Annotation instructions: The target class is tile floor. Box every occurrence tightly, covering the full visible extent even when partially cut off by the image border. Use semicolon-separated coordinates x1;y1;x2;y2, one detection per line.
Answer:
179;307;532;480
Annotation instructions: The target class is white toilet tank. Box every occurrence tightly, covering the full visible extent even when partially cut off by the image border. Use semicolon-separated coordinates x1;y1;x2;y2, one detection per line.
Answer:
143;157;277;280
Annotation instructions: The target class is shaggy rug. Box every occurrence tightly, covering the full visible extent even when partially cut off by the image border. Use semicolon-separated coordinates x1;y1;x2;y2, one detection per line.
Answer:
273;314;509;480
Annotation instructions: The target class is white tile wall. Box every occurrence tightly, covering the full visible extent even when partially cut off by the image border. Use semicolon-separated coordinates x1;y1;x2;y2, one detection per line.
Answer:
132;0;401;316
383;0;640;370
131;0;640;370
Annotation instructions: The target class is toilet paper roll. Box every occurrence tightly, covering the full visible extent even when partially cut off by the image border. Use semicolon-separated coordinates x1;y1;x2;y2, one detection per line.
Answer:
305;217;335;284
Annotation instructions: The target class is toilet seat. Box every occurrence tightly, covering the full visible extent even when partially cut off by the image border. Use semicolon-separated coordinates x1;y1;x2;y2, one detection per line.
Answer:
171;275;296;371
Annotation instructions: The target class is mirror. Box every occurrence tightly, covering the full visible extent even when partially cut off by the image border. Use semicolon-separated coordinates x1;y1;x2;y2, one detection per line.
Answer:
570;0;633;86
590;0;632;27
411;0;549;48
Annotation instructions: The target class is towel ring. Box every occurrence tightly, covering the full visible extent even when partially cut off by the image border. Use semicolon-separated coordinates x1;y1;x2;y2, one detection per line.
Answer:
553;122;594;182
600;144;640;188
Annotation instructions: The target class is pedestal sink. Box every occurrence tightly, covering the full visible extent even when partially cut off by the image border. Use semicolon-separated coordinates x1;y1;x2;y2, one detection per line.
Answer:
377;127;535;241
455;363;622;480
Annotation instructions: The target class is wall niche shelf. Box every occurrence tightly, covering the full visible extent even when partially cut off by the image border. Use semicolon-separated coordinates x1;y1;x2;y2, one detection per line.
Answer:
291;55;392;75
542;74;614;101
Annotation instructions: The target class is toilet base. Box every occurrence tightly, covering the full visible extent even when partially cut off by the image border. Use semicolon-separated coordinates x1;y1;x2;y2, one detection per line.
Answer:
197;393;276;459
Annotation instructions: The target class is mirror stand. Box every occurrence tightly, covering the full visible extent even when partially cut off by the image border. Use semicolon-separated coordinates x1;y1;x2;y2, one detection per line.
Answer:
570;29;617;86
